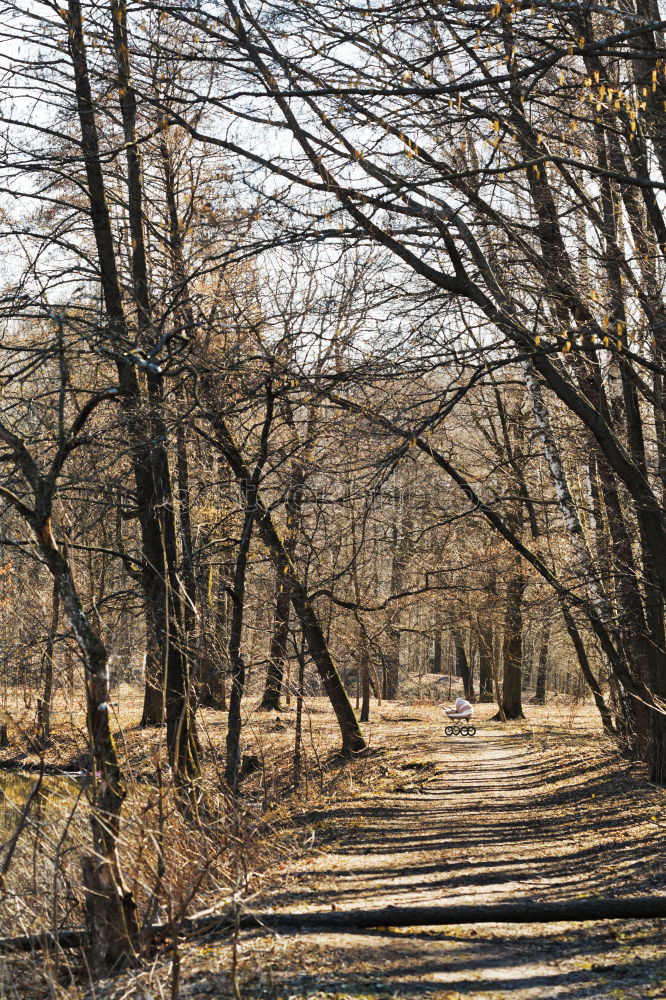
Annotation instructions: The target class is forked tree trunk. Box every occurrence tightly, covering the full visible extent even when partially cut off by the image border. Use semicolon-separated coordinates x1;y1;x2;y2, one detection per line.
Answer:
69;0;198;778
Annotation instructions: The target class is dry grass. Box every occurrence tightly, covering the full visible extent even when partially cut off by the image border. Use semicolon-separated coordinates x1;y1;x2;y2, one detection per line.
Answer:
2;691;664;999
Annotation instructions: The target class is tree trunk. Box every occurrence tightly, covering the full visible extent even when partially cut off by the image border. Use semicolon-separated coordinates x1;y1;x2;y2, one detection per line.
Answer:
531;624;549;705
198;562;229;711
560;604;616;736
500;566;525;720
35;517;138;971
360;656;370;723
384;514;411;699
68;0;198;777
383;629;400;700
225;386;276;789
289;585;365;754
225;505;255;791
175;413;197;659
477;622;494;702
260;578;290;712
260;463;304;711
357;616;372;723
202;408;365;756
452;626;474;701
140;634;163;726
594;129;666;772
35;580;59;746
293;643;306;790
432;629;442;674
650;713;666;784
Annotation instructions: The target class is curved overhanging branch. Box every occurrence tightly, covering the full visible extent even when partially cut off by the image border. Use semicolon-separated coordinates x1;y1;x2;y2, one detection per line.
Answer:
322;389;659;712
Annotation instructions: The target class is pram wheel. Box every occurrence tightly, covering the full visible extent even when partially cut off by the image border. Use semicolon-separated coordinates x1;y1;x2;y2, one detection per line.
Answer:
468;725;476;736
445;725;453;736
460;726;469;736
452;725;461;735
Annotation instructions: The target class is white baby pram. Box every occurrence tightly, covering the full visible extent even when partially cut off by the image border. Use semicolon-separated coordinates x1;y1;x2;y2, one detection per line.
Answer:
444;699;476;737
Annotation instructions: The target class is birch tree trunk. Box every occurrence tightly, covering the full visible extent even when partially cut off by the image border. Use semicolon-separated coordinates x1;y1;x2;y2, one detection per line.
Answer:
522;362;613;622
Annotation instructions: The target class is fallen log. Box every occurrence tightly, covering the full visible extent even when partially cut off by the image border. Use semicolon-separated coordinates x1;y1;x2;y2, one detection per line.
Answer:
197;895;666;937
1;896;665;954
0;928;85;954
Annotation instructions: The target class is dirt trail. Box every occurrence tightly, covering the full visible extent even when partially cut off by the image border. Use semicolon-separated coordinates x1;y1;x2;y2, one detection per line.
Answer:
235;721;666;1000
94;711;666;1000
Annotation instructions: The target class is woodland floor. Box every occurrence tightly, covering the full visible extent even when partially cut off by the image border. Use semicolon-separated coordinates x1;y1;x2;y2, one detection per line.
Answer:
1;696;666;999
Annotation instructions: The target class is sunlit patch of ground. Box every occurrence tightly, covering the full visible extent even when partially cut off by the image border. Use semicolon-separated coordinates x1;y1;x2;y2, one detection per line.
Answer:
1;693;664;998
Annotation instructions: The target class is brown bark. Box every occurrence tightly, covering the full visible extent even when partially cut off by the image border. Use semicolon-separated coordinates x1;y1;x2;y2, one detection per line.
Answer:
140;634;163;726
354;613;371;723
225;384;275;789
260;576;290;712
477;621;494;703
384;512;412;699
592;129;666;771
201;410;365;755
432;629;443;675
224;504;256;791
68;0;198;776
560;605;616;738
531;626;548;706
35;519;138;971
6;895;666;955
288;584;365;754
198;564;229;711
499;565;525;720
293;644;306;790
35;580;59;746
452;625;474;701
260;464;304;711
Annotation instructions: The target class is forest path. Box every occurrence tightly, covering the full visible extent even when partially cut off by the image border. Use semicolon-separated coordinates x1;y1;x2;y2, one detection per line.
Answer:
232;719;666;1000
266;729;613;913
